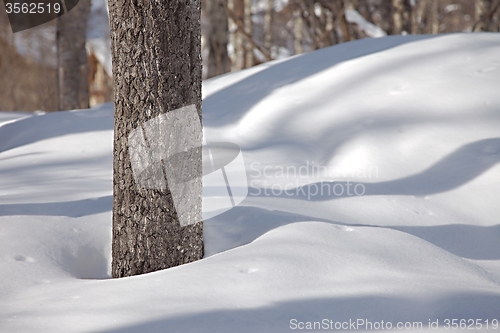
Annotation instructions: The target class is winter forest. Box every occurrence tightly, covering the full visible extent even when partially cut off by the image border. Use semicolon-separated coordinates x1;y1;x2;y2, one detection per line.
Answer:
1;1;500;332
1;0;499;110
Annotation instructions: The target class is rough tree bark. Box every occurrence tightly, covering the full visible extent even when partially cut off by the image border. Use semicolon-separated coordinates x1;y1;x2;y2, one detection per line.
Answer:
57;0;90;110
109;0;203;278
207;0;231;78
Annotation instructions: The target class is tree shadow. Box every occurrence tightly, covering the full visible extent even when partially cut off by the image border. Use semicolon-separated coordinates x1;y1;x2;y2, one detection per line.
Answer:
59;244;110;279
203;33;500;178
93;292;500;333
0;195;112;217
249;137;500;199
204;205;500;260
203;206;339;256
215;138;500;259
203;35;439;128
394;224;500;260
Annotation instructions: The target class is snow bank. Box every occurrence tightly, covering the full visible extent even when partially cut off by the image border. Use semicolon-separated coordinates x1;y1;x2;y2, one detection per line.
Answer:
1;33;500;332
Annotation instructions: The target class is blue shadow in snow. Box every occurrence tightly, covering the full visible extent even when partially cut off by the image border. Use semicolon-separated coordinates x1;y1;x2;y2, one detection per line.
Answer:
93;292;500;333
249;138;500;199
0;196;112;217
203;35;439;128
205;138;500;259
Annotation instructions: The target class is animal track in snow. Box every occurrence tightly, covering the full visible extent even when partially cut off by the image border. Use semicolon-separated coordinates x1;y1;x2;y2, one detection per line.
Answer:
14;254;35;262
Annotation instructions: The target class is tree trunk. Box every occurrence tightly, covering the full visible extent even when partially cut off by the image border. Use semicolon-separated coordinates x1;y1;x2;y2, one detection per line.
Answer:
391;0;404;34
244;0;253;67
294;10;303;54
231;0;245;70
474;0;498;32
207;0;231;78
57;0;90;110
109;0;203;278
339;9;351;43
264;0;272;51
411;0;426;34
391;0;412;34
431;0;439;34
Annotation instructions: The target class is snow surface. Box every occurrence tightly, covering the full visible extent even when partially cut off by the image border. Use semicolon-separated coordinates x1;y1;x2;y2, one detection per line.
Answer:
1;33;500;332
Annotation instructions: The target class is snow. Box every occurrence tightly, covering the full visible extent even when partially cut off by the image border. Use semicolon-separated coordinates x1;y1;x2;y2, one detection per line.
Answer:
1;33;500;332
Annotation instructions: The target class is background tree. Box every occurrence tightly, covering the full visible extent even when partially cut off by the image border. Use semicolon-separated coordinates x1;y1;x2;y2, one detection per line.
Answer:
207;0;231;78
264;0;272;51
3;0;500;109
293;9;303;54
229;0;245;70
474;0;500;31
57;0;91;110
244;0;254;66
390;0;411;35
108;0;203;277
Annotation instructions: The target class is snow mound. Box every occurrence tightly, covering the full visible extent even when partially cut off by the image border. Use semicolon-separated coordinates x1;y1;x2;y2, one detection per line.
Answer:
2;222;499;333
1;33;500;332
0;103;113;153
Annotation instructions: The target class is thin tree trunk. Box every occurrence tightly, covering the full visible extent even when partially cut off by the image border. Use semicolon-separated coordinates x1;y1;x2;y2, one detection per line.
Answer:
431;0;439;34
294;10;303;54
244;0;253;67
57;0;90;110
474;0;498;31
391;0;412;34
207;0;231;78
109;0;203;278
392;0;404;34
264;0;272;51
227;0;236;70
339;8;351;42
411;0;426;34
324;6;334;45
226;6;273;61
232;0;245;70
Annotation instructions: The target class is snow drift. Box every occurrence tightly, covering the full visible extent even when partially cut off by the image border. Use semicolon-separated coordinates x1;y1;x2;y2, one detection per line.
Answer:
1;33;500;332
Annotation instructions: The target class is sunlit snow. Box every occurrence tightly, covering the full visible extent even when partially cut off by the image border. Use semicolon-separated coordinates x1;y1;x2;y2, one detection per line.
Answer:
1;33;500;333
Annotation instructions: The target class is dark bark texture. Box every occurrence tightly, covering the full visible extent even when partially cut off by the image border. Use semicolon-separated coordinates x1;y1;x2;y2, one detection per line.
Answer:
57;0;90;110
109;0;203;278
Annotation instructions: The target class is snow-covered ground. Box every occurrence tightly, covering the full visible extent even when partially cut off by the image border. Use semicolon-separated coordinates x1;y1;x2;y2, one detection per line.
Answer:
1;33;500;332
